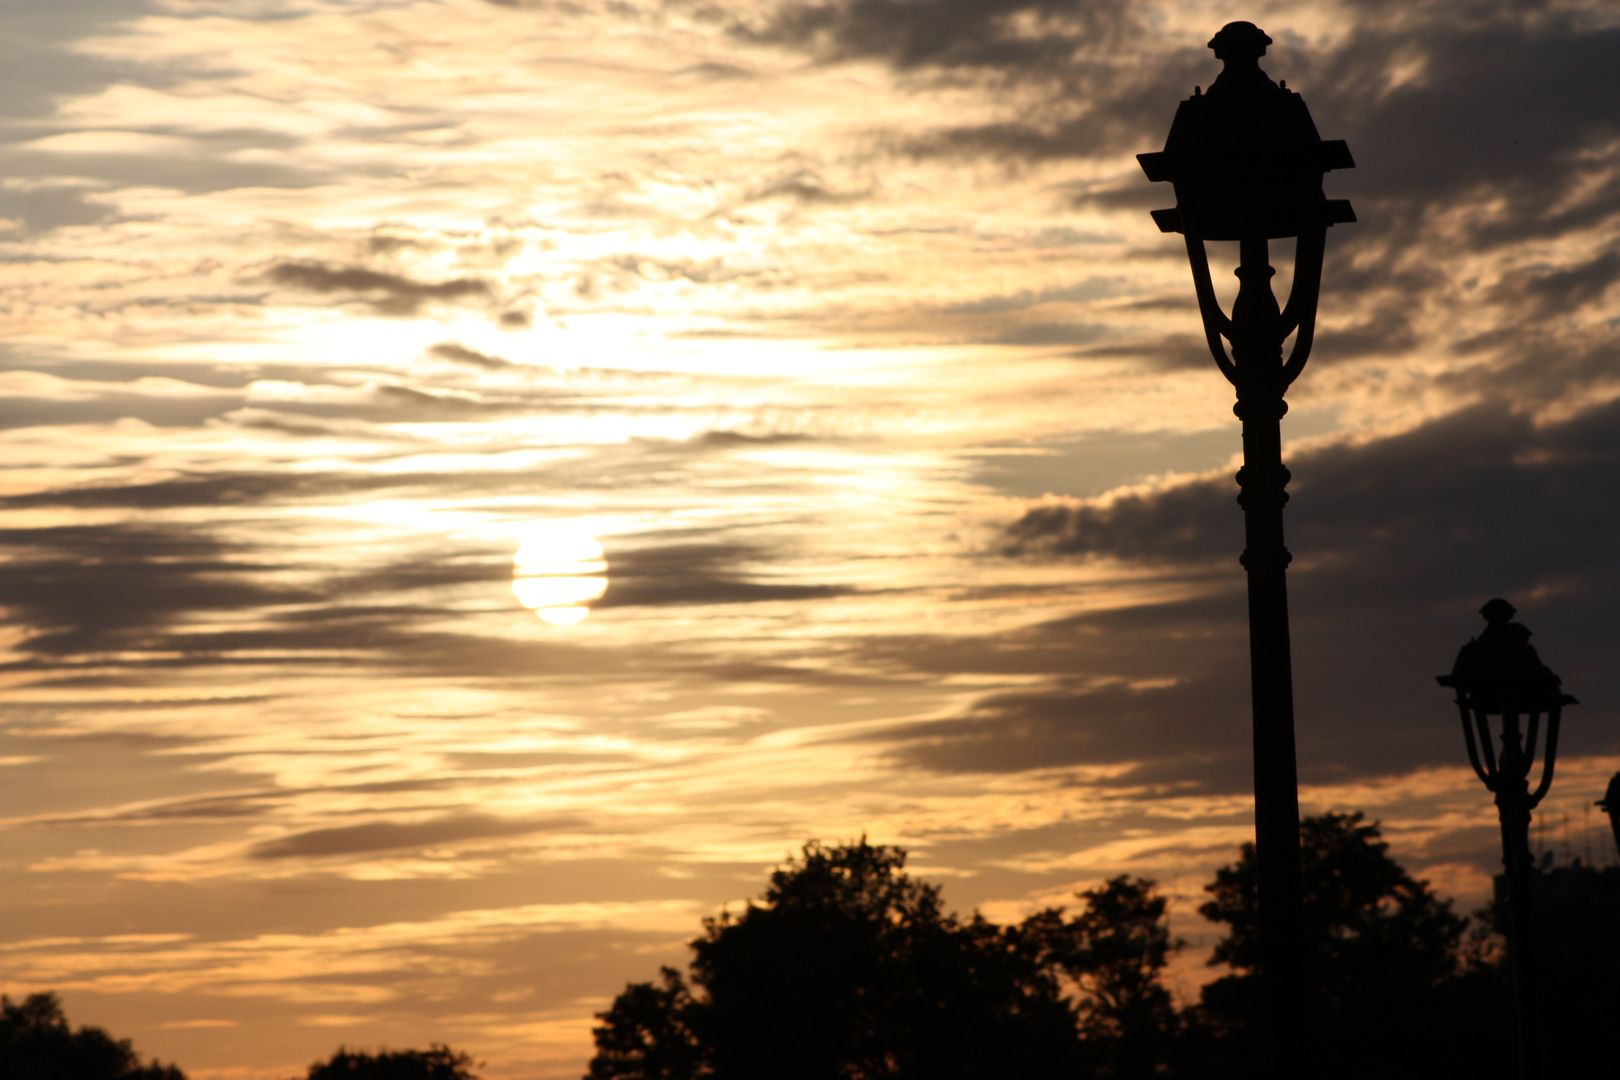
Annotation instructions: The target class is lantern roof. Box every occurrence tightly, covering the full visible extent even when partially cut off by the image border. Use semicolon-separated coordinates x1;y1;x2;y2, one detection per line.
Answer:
1437;599;1575;709
1138;22;1354;240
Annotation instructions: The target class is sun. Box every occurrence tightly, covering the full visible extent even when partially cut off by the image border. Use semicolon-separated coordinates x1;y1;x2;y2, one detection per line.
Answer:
512;524;608;625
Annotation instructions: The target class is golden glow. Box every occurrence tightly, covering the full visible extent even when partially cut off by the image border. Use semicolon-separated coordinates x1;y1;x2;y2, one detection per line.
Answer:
512;577;608;609
515;529;604;573
537;607;590;626
513;524;608;624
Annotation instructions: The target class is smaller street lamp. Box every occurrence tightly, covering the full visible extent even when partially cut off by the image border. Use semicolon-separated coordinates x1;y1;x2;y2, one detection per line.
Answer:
1437;598;1577;1080
1598;772;1620;862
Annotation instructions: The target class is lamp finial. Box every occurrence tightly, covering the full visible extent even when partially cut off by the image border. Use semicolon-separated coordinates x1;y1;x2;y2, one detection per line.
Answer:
1208;21;1272;63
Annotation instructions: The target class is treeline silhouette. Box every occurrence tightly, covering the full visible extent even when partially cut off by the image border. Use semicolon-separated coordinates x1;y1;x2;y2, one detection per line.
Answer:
8;814;1614;1080
0;994;184;1080
0;994;480;1080
589;815;1618;1080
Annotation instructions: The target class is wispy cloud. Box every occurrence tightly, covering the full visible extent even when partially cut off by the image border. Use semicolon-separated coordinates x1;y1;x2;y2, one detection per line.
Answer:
248;814;575;859
261;261;495;317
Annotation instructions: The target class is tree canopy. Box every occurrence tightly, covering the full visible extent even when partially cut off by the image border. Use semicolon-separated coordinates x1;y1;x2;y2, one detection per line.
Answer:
588;838;1086;1080
1200;811;1466;994
588;816;1550;1080
1028;874;1181;1078
0;993;185;1080
17;811;1609;1080
1194;812;1477;1079
0;993;481;1080
304;1044;480;1080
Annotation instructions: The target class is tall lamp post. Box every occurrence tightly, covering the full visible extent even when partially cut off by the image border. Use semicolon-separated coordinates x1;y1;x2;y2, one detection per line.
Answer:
1437;598;1576;1080
1137;21;1354;1075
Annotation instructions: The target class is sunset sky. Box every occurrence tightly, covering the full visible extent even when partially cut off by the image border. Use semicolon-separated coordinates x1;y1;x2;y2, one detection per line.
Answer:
3;0;1619;1077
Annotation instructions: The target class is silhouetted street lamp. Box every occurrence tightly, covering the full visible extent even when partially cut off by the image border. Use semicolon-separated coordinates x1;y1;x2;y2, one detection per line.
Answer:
1598;773;1620;862
1136;21;1354;1075
1438;599;1576;1080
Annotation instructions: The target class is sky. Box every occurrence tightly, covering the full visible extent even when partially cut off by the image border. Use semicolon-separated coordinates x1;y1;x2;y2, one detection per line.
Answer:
2;0;1619;1076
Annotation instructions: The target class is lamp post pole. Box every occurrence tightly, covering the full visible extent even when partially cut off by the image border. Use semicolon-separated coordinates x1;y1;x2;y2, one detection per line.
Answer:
1231;232;1306;1071
1438;599;1576;1080
1138;22;1356;1077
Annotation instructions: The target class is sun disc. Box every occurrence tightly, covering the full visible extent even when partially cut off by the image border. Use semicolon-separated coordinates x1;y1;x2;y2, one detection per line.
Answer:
515;526;605;573
513;523;608;626
512;575;608;609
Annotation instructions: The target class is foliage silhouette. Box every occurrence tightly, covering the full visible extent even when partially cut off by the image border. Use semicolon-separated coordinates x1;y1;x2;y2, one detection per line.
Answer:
1478;864;1620;1077
0;992;186;1080
1022;875;1180;1079
1194;812;1478;1079
587;966;704;1080
591;827;1548;1080
587;838;1084;1080
303;1044;480;1080
594;816;1619;1079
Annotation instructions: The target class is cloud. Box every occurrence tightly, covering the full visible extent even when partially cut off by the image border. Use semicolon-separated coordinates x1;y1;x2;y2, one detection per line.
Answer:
968;426;1235;500
428;342;517;371
942;277;1121;316
598;542;855;608
0;524;855;679
0;181;115;234
1491;251;1620;319
497;309;532;328
849;397;1620;792
736;0;1139;75
1002;400;1620;598
739;169;870;208
369;383;517;415
993;322;1108;347
686;429;813;448
1313;16;1620;236
0;0;164;128
1070;333;1209;372
869;675;1251;792
8;140;317;195
1003;483;1229;565
248;813;571;859
1;472;380;511
585;252;784;291
737;0;1620;390
0;523;310;657
24;777;479;827
261;260;493;316
0;367;244;429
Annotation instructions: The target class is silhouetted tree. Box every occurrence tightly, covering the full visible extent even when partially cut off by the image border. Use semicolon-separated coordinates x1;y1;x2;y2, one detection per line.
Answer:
587;967;703;1080
0;992;186;1080
592;823;1580;1080
1022;875;1181;1080
587;838;1083;1080
1472;864;1620;1077
1193;812;1469;1079
304;1044;479;1079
